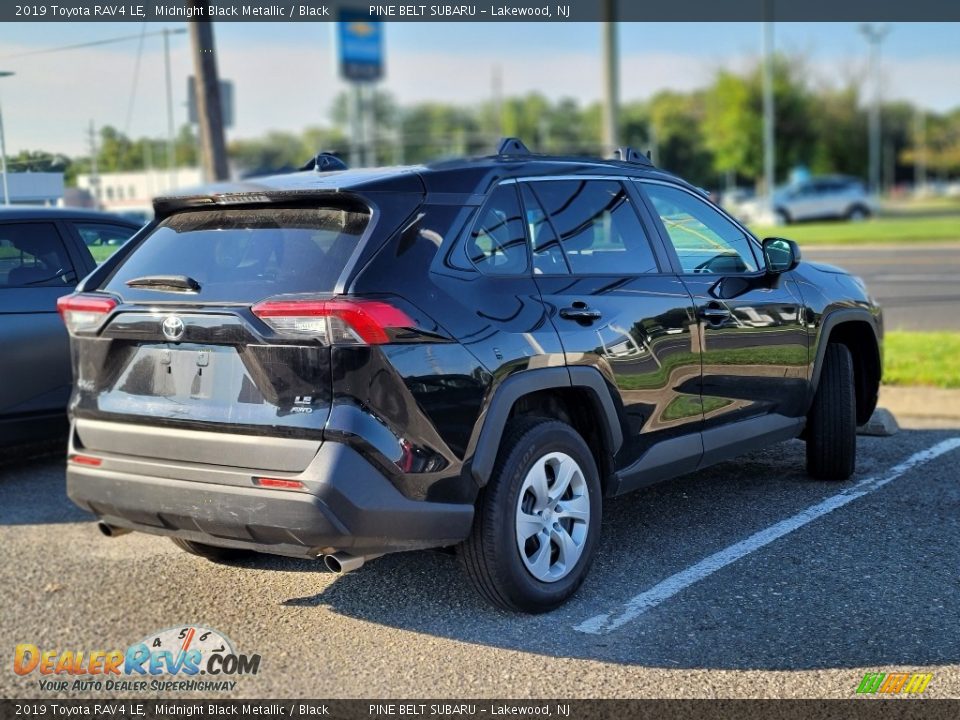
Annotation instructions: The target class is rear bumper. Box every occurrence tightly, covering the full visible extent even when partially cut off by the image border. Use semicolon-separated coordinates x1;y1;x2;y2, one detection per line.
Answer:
67;430;474;558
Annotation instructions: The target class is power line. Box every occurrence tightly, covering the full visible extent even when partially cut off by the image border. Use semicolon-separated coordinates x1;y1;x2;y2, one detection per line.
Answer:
1;27;186;61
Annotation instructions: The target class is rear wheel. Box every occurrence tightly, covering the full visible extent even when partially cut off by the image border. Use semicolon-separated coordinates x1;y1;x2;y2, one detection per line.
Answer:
806;343;857;480
170;537;255;563
846;204;871;222
460;418;602;613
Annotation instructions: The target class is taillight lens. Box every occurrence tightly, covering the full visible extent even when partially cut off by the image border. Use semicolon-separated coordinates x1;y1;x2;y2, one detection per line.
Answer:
253;477;305;491
251;298;415;345
56;294;117;335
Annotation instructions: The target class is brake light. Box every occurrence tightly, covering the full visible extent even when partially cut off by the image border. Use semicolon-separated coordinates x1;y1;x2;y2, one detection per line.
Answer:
251;298;415;345
68;454;102;467
253;477;305;490
57;295;117;335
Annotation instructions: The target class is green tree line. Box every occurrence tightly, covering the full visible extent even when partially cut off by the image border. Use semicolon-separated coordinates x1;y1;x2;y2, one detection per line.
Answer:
11;53;960;190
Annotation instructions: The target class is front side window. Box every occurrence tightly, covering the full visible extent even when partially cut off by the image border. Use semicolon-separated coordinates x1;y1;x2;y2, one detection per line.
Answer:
529;180;659;275
640;182;759;274
464;185;529;276
0;223;75;288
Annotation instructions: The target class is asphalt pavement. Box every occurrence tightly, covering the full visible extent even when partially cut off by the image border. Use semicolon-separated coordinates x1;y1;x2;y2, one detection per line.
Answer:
803;242;960;331
2;427;959;699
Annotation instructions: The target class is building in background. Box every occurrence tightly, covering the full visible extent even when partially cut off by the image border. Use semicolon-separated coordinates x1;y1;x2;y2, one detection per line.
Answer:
75;167;203;221
3;172;64;206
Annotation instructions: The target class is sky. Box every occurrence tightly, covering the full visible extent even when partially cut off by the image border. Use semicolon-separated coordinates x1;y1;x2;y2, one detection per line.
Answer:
0;21;958;157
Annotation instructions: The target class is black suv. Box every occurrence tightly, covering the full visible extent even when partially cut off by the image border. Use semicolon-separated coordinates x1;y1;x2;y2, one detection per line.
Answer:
61;140;881;612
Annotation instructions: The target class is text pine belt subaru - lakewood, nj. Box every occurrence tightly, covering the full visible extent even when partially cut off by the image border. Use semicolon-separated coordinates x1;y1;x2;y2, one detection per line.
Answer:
58;139;881;612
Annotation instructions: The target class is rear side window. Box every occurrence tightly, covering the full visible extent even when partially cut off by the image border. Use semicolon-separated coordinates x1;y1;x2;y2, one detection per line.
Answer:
464;185;529;276
530;180;659;275
104;206;369;302
75;222;137;265
0;222;76;288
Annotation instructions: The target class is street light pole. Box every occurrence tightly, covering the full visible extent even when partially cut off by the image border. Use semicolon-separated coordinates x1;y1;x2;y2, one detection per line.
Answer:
860;24;890;197
162;28;179;190
761;7;776;219
600;0;619;154
0;71;14;206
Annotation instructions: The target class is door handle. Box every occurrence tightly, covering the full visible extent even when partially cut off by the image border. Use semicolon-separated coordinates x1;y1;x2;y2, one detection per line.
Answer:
699;305;731;322
560;306;602;323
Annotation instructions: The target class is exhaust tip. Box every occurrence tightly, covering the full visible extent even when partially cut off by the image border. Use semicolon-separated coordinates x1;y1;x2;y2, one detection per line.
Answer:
324;552;377;574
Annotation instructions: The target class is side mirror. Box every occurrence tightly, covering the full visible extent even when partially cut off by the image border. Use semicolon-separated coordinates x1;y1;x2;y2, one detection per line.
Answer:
762;237;801;275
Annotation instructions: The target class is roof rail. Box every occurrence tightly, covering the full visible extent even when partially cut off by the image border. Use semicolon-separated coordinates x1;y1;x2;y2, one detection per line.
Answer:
496;137;531;156
299;152;348;172
613;146;654;166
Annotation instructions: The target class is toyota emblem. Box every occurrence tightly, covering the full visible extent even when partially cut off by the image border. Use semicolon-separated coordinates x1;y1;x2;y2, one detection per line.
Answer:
161;315;185;342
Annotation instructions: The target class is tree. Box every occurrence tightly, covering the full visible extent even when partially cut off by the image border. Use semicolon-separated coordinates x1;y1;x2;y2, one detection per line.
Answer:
704;55;816;187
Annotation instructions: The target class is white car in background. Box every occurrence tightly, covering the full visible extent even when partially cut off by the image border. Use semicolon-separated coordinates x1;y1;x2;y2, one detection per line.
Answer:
737;176;878;225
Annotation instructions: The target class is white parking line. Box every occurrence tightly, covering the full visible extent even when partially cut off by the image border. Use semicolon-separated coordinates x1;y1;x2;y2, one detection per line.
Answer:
574;437;960;635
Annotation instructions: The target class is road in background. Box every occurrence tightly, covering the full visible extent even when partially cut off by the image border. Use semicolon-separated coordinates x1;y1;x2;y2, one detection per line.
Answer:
803;243;960;331
2;430;959;698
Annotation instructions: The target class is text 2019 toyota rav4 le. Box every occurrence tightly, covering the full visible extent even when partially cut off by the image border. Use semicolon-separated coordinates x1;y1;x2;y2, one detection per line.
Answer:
60;140;881;612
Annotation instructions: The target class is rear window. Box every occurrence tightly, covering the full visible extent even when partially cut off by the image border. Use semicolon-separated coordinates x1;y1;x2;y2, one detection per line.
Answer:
104;206;369;302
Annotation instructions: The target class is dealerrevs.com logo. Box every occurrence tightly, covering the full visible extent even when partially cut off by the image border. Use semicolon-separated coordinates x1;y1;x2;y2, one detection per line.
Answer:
13;625;261;693
856;671;933;696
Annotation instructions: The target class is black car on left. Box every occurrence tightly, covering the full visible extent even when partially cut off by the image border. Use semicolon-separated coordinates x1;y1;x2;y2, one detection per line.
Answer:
0;207;141;446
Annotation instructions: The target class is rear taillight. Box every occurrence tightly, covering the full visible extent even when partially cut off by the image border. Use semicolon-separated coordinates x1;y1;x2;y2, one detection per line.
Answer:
56;294;118;335
68;454;102;467
251;298;415;345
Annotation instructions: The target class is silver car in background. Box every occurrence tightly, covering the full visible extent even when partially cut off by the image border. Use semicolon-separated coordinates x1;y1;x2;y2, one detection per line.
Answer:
736;176;877;225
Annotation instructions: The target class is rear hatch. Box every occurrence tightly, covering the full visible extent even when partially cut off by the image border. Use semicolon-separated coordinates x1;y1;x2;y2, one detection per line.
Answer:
67;201;371;469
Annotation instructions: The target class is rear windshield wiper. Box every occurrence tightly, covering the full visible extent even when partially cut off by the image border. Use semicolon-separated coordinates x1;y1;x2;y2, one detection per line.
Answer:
125;275;201;292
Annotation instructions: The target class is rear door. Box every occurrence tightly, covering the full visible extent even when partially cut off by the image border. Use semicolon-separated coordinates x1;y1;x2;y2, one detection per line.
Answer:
521;178;703;475
70;203;372;468
0;220;82;418
637;180;808;452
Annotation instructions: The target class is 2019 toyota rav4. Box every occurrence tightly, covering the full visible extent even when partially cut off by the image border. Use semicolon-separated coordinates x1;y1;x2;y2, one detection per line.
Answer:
60;140;881;613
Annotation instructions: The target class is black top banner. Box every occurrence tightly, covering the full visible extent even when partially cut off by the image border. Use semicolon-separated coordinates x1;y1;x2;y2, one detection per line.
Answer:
5;0;960;23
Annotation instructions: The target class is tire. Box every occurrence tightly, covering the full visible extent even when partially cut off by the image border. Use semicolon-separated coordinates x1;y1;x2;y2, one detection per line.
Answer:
775;208;791;225
460;418;602;613
170;537;255;563
806;343;857;480
846;204;871;222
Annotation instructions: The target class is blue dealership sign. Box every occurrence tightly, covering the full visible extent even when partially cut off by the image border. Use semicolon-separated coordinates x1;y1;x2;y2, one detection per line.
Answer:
338;10;384;82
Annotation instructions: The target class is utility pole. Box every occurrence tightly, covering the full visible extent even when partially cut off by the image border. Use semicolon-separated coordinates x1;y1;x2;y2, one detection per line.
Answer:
88;120;100;209
600;0;619;154
914;109;927;193
0;70;13;206
491;64;503;141
349;86;362;167
188;3;229;182
162;28;181;190
860;24;890;197
761;5;776;219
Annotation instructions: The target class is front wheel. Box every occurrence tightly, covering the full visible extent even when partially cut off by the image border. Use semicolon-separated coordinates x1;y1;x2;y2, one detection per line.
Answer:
460;418;602;613
806;343;857;480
